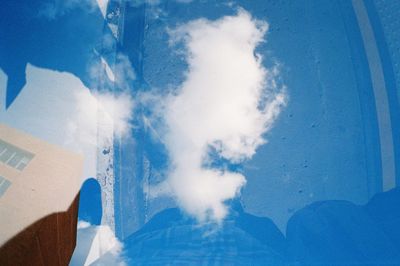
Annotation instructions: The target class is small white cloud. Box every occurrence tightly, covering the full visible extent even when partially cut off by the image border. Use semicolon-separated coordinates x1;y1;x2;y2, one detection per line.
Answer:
66;89;134;148
38;0;100;19
152;9;287;223
101;57;115;82
90;53;136;91
77;52;135;146
78;220;92;229
114;53;136;91
95;90;135;138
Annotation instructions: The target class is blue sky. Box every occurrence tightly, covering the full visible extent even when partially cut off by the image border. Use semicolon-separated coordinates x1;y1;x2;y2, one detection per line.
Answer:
1;0;400;265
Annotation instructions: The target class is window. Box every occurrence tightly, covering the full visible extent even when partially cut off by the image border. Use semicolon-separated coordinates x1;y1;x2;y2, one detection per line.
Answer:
0;176;11;198
0;139;34;171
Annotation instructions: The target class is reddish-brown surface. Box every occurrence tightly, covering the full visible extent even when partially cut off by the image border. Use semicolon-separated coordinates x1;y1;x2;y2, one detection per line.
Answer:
0;194;79;266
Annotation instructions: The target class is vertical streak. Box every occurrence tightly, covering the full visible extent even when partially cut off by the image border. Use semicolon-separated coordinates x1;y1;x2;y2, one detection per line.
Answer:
352;0;396;191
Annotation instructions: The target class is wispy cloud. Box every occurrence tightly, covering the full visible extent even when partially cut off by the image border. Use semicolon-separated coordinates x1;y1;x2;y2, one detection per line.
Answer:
114;53;136;91
66;89;134;147
38;0;102;19
89;52;136;90
151;9;287;223
82;51;136;140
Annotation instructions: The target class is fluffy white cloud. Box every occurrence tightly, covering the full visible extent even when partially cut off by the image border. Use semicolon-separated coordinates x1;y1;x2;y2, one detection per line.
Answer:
152;10;287;222
71;221;126;266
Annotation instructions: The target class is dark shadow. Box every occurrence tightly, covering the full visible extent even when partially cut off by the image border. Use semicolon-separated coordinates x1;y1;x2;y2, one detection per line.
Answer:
119;201;287;265
70;178;103;266
0;194;79;266
78;177;102;225
286;187;400;265
106;188;400;265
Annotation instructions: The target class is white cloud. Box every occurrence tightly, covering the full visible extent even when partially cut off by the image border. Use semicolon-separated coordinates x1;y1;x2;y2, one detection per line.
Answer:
152;9;287;223
78;220;92;229
0;65;96;179
80;53;135;144
90;53;136;91
114;53;136;91
101;57;115;82
66;89;134;148
38;0;101;19
0;64;134;181
71;221;126;266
